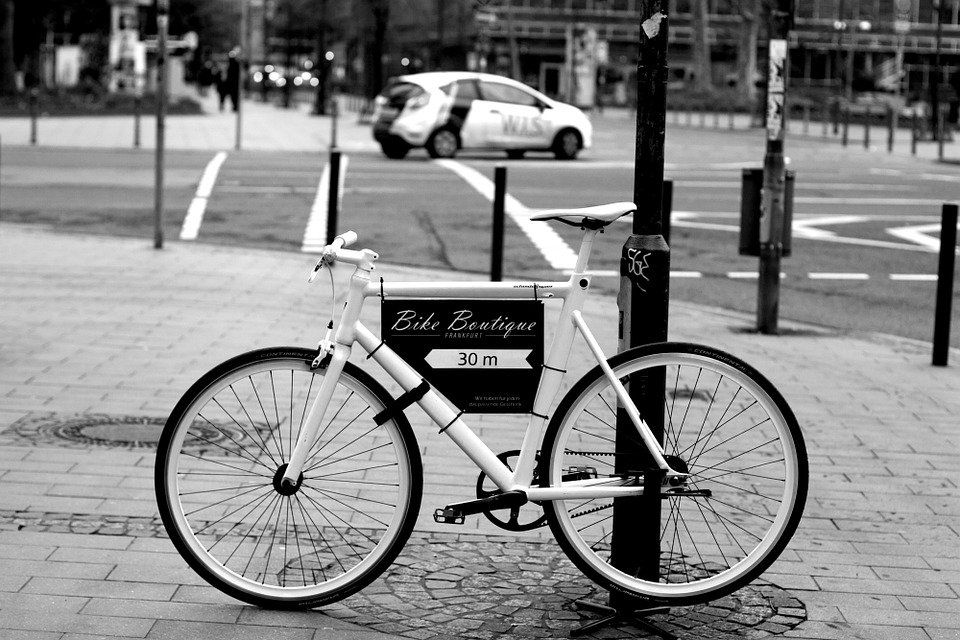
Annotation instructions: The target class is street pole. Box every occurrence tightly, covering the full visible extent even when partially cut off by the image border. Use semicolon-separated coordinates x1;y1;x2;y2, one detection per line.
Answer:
154;0;169;250
613;0;669;610
756;0;794;334
932;0;945;141
236;0;248;151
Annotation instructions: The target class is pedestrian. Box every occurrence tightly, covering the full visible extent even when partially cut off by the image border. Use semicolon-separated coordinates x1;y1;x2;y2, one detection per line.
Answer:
198;59;216;97
225;48;241;112
215;63;227;112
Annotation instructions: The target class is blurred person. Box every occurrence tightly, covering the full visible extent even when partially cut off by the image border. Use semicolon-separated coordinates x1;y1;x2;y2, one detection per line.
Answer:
225;48;241;112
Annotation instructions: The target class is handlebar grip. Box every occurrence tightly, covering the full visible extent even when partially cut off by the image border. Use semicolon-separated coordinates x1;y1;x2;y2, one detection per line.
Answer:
334;231;358;249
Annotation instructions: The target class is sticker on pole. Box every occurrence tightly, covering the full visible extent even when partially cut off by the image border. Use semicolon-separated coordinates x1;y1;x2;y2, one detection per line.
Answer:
382;300;544;413
768;39;787;93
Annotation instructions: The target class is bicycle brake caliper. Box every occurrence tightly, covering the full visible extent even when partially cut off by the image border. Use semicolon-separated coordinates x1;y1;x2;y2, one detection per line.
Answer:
311;339;335;370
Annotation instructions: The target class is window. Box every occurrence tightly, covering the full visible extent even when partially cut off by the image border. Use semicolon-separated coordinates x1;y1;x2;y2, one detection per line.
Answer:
479;82;540;107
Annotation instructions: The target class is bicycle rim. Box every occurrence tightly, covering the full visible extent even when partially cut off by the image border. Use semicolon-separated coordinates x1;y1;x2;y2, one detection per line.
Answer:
541;343;806;604
157;349;420;607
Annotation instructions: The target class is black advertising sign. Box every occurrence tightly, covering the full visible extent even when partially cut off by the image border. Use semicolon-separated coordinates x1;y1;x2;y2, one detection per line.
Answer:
382;300;544;413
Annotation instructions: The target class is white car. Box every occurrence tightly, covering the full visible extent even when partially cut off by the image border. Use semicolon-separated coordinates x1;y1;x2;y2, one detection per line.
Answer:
372;71;593;160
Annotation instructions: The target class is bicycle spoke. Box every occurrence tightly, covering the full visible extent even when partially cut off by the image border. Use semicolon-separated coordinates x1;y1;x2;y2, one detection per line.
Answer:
230;384;281;467
293;493;336;577
304;422;383;474
209;399;279;467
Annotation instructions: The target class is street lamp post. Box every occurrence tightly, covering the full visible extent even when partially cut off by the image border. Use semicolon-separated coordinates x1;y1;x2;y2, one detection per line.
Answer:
932;0;945;140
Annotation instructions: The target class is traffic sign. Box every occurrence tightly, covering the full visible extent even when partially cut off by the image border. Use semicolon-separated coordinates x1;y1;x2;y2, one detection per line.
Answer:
383;299;543;413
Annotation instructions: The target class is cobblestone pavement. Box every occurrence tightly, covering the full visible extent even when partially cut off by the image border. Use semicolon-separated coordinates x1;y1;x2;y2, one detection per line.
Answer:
1;224;959;640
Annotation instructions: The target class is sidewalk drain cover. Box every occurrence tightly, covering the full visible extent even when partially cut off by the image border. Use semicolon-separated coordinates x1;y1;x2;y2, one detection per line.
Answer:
5;413;246;451
324;532;806;639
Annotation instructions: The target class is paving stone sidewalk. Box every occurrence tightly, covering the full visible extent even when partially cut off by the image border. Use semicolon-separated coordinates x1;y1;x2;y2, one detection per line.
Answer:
1;223;959;639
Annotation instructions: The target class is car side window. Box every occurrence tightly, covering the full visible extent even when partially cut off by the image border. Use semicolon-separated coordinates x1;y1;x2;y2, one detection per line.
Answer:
479;82;539;107
454;80;480;101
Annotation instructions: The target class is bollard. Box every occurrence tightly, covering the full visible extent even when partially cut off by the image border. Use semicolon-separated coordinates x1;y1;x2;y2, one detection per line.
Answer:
887;106;896;153
864;107;871;149
325;150;342;244
803;103;810;134
911;110;918;155
29;89;38;145
490;165;506;281
933;203;958;366
832;99;840;135
937;108;945;161
330;94;339;150
841;107;850;146
729;104;735;129
822;102;829;137
134;93;142;148
661;179;674;246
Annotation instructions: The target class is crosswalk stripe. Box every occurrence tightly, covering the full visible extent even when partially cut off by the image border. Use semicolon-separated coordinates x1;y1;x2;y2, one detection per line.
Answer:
180;151;228;241
302;155;349;253
435;159;578;270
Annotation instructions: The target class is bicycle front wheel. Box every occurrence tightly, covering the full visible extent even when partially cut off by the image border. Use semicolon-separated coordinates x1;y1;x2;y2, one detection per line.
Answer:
156;347;422;608
540;343;806;605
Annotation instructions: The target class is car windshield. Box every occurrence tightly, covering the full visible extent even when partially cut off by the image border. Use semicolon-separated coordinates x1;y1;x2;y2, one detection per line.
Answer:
382;81;426;109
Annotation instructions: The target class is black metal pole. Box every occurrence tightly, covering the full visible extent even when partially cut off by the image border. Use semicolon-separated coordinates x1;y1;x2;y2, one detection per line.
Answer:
756;0;793;334
887;105;895;153
842;106;850;146
134;92;142;148
491;165;506;282
933;203;958;366
932;0;944;141
29;88;38;145
325;150;342;244
154;0;169;250
864;107;870;149
613;0;670;610
912;110;918;155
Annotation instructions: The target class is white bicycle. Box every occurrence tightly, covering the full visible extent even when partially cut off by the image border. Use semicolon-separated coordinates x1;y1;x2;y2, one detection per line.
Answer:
155;202;807;610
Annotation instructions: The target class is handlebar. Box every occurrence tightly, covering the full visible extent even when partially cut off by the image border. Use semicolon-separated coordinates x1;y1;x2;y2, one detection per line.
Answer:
308;231;375;282
331;230;358;250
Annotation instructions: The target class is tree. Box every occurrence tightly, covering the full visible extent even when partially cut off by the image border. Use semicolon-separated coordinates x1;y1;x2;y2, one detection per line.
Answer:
737;0;761;103
691;0;713;91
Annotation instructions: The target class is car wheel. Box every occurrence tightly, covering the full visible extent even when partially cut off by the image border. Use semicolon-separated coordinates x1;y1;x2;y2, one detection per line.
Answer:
553;129;582;160
381;141;410;160
426;128;459;159
506;150;525;160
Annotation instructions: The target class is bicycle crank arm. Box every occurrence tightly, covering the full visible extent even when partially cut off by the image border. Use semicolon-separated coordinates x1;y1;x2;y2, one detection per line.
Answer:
434;490;528;524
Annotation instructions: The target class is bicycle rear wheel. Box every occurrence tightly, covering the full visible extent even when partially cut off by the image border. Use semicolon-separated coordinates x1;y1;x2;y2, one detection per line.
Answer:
540;342;806;605
156;347;421;608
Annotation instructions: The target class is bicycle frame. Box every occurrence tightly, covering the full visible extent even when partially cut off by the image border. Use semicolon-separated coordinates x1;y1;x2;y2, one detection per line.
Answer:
282;228;676;501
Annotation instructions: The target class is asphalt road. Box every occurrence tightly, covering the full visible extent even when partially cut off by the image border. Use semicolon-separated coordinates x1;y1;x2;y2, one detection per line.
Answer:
1;123;958;348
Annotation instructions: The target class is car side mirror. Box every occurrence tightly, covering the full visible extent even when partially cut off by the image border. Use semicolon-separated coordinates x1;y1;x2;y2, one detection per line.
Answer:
538;101;550;112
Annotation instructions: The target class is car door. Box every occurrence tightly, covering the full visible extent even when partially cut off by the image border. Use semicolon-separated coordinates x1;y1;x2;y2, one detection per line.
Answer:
476;81;552;149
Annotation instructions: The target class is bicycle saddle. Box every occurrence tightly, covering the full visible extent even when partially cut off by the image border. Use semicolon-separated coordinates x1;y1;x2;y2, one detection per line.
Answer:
529;201;636;227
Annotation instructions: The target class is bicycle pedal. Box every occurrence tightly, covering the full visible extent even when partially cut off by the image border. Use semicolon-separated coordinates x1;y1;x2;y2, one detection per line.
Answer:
433;508;465;525
564;465;598;481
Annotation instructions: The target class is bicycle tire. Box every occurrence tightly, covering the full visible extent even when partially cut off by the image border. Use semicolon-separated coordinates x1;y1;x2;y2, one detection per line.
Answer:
155;347;422;608
539;342;807;605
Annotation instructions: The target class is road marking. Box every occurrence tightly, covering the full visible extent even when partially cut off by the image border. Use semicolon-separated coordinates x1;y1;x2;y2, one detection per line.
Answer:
180;151;228;240
887;222;960;252
890;274;938;281
435;159;578;270
302;154;350;253
808;272;870;280
793;197;944;206
663;211;943;253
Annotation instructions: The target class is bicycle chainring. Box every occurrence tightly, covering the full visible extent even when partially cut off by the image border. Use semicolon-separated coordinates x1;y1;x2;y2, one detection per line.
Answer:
475;450;547;532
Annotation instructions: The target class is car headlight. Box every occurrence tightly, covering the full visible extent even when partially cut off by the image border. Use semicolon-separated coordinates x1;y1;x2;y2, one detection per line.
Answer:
406;92;430;110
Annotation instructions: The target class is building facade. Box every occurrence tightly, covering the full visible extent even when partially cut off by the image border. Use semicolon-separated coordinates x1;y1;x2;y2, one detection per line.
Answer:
327;0;960;105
